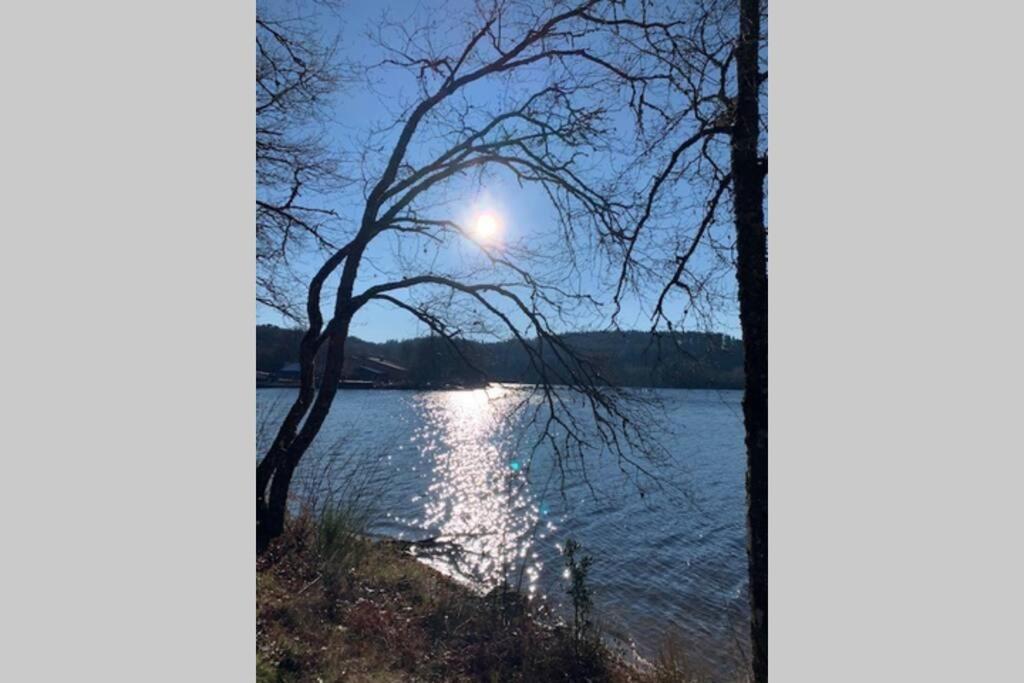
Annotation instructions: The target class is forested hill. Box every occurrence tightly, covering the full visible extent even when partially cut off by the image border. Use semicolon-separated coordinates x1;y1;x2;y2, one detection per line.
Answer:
257;324;744;389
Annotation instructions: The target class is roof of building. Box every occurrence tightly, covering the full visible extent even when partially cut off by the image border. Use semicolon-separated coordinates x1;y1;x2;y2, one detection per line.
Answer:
362;356;409;372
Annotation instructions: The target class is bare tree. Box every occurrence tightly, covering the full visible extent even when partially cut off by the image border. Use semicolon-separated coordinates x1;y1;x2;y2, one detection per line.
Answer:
730;4;767;682
257;0;352;321
256;0;667;553
577;1;768;680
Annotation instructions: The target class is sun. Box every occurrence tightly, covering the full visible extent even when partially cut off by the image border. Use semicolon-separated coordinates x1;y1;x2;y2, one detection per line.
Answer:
472;212;501;242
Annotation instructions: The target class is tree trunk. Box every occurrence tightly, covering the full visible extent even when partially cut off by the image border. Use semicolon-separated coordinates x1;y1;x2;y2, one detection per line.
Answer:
257;246;355;554
257;240;365;554
261;316;353;543
256;326;328;552
731;0;768;681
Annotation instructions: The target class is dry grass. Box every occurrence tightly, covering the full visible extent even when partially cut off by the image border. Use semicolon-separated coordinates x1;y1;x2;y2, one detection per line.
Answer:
257;513;744;682
258;513;626;682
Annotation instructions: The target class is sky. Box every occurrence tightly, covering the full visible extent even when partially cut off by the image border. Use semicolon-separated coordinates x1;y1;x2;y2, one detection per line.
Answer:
257;0;742;343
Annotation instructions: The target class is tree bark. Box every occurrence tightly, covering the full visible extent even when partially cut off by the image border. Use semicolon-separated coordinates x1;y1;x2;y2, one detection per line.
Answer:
256;323;328;550
731;0;768;681
257;239;366;554
258;313;355;549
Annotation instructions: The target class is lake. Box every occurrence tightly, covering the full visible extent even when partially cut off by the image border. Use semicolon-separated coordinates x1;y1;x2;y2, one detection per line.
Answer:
258;386;749;676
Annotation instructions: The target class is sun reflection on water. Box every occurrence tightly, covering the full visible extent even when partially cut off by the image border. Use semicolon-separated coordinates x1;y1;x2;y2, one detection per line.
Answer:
412;388;551;597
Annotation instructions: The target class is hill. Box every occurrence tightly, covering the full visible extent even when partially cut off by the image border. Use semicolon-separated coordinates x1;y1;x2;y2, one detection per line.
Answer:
256;324;744;390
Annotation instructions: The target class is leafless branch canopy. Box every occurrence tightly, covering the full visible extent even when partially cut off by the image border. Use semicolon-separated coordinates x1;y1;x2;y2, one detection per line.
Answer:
257;0;355;322
573;0;768;333
258;2;712;534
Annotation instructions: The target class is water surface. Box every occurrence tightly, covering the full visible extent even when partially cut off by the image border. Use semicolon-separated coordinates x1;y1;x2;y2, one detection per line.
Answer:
258;386;749;675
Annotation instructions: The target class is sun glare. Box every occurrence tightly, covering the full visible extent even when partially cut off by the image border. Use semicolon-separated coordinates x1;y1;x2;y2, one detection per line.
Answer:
472;212;501;242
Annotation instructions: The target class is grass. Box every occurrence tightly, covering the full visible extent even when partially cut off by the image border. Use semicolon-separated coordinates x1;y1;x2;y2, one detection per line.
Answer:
257;506;746;682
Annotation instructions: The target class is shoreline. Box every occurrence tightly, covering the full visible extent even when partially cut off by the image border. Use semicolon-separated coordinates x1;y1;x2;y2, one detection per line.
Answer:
258;521;639;682
256;517;741;682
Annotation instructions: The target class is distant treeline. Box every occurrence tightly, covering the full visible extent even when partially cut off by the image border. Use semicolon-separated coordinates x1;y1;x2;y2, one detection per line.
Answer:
257;324;744;389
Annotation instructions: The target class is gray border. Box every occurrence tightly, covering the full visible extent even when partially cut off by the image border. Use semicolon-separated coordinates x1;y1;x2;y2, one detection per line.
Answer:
772;0;1023;680
2;0;254;679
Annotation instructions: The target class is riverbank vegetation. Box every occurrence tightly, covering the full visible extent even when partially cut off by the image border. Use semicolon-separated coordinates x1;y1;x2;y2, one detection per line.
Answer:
257;505;742;683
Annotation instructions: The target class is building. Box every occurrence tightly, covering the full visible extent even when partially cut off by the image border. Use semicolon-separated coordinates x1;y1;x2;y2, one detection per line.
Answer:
259;356;409;388
276;362;302;381
346;356;410;387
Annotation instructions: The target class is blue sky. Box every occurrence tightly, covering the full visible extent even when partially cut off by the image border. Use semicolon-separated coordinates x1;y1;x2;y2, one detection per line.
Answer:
257;0;741;342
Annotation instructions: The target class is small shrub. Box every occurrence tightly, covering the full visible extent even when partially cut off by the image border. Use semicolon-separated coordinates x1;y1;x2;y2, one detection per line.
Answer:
291;445;387;604
653;633;714;683
564;537;596;659
316;499;369;604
